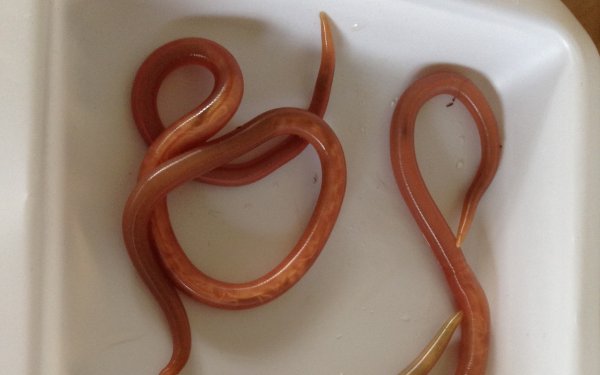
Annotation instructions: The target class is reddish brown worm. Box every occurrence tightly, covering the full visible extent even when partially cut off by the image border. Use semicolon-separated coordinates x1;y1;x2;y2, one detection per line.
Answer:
148;12;334;308
123;14;343;375
390;71;501;374
123;109;346;374
131;12;334;185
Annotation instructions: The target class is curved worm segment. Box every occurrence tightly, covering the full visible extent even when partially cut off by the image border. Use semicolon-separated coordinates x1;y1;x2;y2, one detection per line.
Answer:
398;311;463;375
308;12;335;117
124;14;341;375
149;109;347;309
124;109;346;373
391;71;501;374
199;11;337;186
131;13;336;187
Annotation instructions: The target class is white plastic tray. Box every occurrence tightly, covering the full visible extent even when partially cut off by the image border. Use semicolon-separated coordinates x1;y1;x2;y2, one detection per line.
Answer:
2;0;599;374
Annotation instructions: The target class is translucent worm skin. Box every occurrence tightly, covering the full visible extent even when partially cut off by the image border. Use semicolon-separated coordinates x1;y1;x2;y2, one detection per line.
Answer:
123;109;346;374
137;13;335;307
123;14;342;375
131;12;334;185
399;312;463;375
390;72;501;374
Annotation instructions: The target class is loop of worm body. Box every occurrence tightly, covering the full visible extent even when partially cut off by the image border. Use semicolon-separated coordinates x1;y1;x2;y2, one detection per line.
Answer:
390;71;501;375
122;14;345;375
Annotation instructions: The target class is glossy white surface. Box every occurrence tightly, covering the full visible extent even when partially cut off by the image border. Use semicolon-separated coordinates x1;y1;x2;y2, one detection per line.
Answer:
2;0;599;374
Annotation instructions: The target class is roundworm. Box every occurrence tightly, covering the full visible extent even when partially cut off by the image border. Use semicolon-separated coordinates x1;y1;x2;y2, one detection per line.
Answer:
390;71;501;374
122;14;343;374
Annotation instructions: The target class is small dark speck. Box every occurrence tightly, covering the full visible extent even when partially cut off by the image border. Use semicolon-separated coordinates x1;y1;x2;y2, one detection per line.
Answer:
313;173;319;184
446;97;456;107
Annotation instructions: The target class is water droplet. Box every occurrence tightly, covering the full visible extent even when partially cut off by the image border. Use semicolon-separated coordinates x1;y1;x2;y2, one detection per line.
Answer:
390;97;398;108
336;334;343;340
456;160;464;169
401;314;411;322
360;127;366;135
351;23;360;31
459;135;466;145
